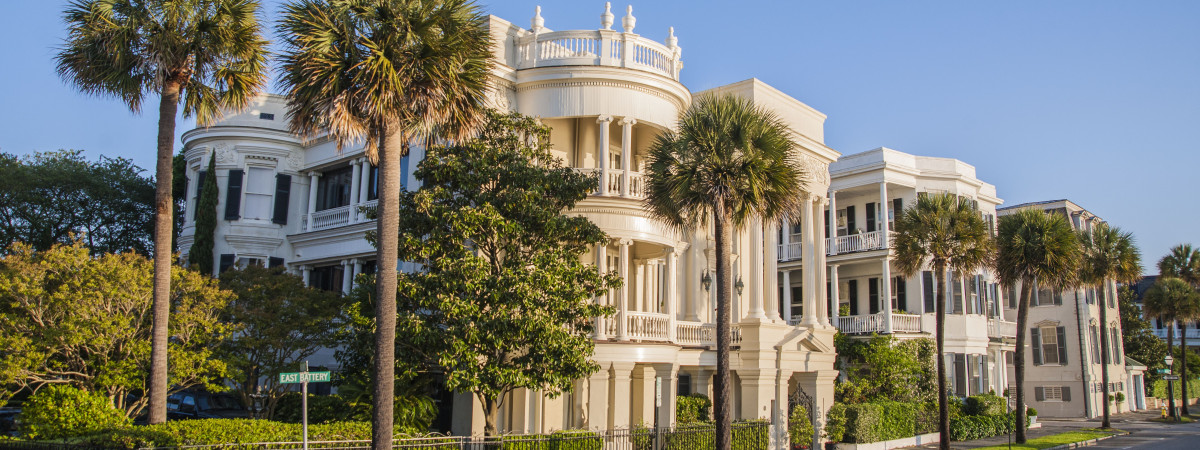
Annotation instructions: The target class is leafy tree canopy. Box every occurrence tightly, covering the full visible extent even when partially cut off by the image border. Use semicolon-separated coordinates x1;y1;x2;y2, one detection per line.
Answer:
218;265;345;419
0;241;233;416
834;334;938;404
1118;286;1167;388
392;110;620;435
0;150;154;255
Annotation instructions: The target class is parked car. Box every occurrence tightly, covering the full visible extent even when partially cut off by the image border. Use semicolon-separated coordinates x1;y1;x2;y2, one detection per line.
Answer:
166;391;248;420
0;408;19;437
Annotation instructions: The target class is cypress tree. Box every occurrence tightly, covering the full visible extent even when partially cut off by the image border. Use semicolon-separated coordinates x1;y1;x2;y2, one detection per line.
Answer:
189;153;218;275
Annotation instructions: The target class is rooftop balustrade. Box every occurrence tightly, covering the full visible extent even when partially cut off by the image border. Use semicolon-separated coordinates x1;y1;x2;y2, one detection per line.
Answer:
517;5;682;80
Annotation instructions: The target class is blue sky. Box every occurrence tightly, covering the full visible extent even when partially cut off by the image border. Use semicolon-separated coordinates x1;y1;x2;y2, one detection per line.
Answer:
1;1;1197;272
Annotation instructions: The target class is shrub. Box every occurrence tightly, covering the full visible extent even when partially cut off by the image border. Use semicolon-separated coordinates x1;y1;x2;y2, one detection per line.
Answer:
1115;392;1126;403
825;401;935;443
273;392;435;432
949;413;1015;441
86;419;408;449
1152;378;1200;399
676;394;712;424
662;420;769;450
1026;407;1038;417
549;430;603;450
963;393;1006;416
823;403;848;443
18;385;130;440
788;403;813;449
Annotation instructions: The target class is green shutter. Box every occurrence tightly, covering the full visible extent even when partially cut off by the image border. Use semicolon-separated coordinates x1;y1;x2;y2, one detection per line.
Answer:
1056;326;1068;365
1031;328;1043;366
224;169;243;220
272;174;291;225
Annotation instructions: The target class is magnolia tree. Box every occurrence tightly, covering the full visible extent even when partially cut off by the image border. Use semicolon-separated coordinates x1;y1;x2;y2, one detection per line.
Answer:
0;241;233;417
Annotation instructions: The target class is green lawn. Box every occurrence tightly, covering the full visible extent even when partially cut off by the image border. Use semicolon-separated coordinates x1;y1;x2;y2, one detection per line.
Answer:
973;430;1118;450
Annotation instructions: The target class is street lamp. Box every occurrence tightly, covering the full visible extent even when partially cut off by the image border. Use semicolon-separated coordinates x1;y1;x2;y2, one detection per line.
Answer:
1165;354;1176;420
701;271;712;292
735;277;745;296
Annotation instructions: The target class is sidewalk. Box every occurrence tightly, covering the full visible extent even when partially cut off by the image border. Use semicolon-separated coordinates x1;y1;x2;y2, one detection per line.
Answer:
899;410;1156;449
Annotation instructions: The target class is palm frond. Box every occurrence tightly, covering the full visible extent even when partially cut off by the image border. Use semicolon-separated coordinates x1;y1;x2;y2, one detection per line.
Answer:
891;192;992;278
993;207;1080;291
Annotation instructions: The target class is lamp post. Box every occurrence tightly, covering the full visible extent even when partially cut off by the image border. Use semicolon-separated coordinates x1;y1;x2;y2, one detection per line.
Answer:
1166;354;1176;420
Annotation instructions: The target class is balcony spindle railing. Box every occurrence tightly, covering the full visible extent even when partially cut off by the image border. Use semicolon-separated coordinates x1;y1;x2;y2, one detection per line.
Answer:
517;29;681;80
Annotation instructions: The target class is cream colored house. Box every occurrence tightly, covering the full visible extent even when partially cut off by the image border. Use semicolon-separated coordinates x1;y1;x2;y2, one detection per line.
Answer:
997;200;1146;418
177;4;840;440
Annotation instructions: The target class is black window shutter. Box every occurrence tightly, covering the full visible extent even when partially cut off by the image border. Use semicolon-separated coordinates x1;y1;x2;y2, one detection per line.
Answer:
1054;290;1063;305
846;205;856;232
896;277;907;312
218;254;235;274
824;209;830;238
1035;387;1045;401
865;202;876;232
955;354;967;397
848;280;859;316
268;257;284;268
1062;386;1072;402
869;278;879;314
893;198;902;222
224;169;244;220
792;286;803;318
1031;328;1043;365
923;271;936;313
1057;326;1069;364
272;174;292;225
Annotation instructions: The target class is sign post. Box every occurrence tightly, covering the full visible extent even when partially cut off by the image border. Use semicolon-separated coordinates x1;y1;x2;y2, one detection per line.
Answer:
279;363;332;450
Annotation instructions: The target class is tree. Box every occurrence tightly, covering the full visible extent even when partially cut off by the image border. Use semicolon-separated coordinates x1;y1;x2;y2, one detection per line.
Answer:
0;241;234;417
1159;244;1200;287
992;208;1079;443
218;265;344;419
892;193;991;450
1118;286;1167;393
391;111;619;435
1141;277;1199;418
643;94;806;450
188;154;219;275
1077;223;1142;427
57;0;269;423
278;1;491;445
0;150;154;255
834;334;937;404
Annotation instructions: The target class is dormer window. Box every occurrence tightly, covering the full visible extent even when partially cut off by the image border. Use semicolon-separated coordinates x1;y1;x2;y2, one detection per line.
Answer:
259;112;275;120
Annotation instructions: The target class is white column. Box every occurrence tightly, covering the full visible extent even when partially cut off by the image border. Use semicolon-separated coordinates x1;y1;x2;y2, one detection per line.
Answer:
349;159;362;223
619;117;636;197
882;258;893;333
830;265;840;329
666;249;678;341
617;239;631;340
780;219;791;260
879;182;890;236
637;259;648;312
828;190;838;255
306;172;321;231
595;243;608;339
816;198;830;327
353;259;363;288
597;116;613;196
782;270;793;323
764;220;781;322
801;195;818;326
358;159;372;220
747;218;766;320
301;265;312;287
340;260;353;295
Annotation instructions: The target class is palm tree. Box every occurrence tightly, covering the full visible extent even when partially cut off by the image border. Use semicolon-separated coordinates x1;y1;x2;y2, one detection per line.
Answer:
1077;223;1142;428
644;94;805;450
892;193;991;450
278;0;491;444
56;0;268;424
1142;277;1200;419
1159;244;1200;412
993;208;1080;443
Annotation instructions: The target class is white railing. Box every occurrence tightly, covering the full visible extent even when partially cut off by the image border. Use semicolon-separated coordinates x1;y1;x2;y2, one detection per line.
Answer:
837;313;886;334
777;242;803;261
572;168;602;195
892;313;923;333
305;205;352;231
516;29;681;80
625;311;671;342
828;230;891;255
626;171;645;199
570;168;645;200
1153;328;1200;340
988;318;1017;338
675;321;714;346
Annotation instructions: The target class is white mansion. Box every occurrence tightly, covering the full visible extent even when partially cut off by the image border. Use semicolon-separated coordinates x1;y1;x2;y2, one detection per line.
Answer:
178;4;839;437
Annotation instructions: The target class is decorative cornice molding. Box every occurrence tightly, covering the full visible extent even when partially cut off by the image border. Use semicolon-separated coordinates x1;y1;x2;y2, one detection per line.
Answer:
516;79;684;109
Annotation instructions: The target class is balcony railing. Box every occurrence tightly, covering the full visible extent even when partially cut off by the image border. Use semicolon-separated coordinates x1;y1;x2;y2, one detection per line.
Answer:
1153;328;1200;340
515;29;682;80
828;230;891;255
988;318;1017;339
304;205;352;231
675;321;714;345
892;313;923;333
835;313;923;334
572;168;646;200
625;311;670;342
777;242;803;261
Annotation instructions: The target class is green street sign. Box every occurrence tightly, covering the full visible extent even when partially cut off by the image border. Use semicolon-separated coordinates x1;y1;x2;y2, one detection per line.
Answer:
279;371;331;384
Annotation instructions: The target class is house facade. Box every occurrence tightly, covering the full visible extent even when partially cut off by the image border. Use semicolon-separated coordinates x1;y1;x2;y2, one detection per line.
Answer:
997;200;1145;417
177;4;841;439
809;147;1017;398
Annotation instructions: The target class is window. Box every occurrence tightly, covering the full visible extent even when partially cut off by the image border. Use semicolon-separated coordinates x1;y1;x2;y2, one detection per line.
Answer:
1034;326;1067;366
968;276;981;315
259;112;275;120
891;276;906;312
969;354;983;395
951;273;963;314
243;167;275;220
310;264;345;293
866;202;877;232
1086;288;1096;305
1042;386;1064;401
1041;327;1060;364
1111;328;1122;361
836;209;848;236
316;166;354;210
677;374;692;396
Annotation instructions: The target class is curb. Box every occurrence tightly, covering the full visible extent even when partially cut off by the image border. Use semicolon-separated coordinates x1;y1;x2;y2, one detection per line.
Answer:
1042;431;1129;450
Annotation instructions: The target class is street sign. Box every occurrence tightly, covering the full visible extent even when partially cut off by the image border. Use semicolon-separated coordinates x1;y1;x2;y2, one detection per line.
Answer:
1164;375;1181;380
1158;368;1171;374
279;371;331;384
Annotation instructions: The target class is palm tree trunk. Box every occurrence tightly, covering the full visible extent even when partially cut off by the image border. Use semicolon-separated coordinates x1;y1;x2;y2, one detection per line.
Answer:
371;125;402;450
935;265;949;450
713;206;733;450
1014;281;1033;443
147;82;181;425
1098;281;1112;428
1167;324;1176;419
1181;325;1189;416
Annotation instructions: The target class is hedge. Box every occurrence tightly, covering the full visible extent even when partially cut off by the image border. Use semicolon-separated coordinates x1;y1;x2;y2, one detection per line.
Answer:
948;412;1020;441
17;385;130;440
660;421;769;450
962;394;1006;417
1152;378;1200;399
502;430;603;450
676;394;712;424
84;419;411;449
823;401;935;443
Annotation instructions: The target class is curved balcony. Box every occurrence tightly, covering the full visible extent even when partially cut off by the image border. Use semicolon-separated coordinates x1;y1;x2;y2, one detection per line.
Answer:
516;29;682;80
574;168;646;199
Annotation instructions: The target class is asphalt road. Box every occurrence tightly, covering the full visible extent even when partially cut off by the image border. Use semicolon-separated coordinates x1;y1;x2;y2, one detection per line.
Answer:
1088;418;1200;450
